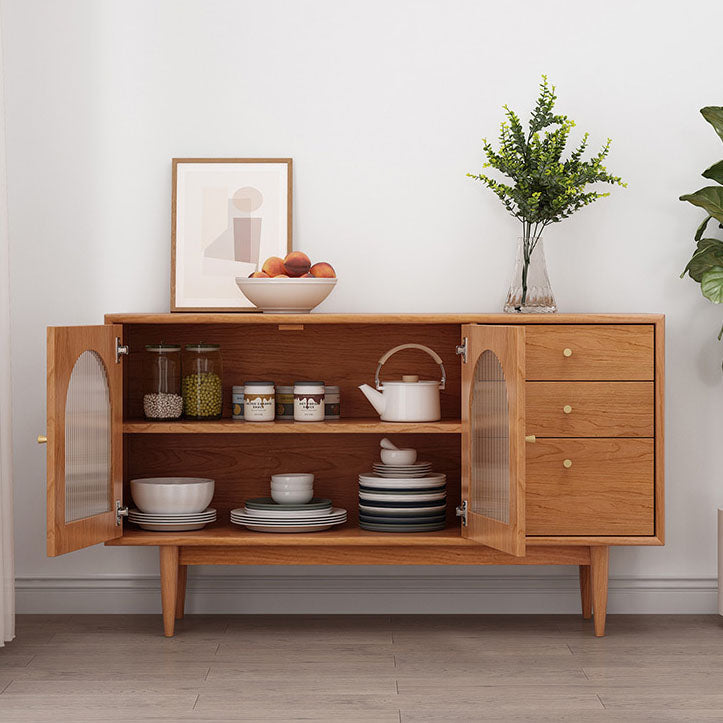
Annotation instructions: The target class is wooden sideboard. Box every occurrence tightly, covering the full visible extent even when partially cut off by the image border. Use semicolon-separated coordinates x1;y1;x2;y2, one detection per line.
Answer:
43;313;664;637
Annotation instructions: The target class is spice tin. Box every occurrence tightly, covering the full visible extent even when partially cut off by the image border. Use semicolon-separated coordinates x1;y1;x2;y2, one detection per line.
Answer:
276;385;294;420
244;381;275;422
294;381;325;422
232;386;244;420
324;385;341;420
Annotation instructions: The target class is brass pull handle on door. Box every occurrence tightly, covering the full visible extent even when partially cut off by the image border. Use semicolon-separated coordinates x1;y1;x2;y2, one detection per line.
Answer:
563;348;573;357
563;405;572;414
525;435;536;443
563;459;573;469
37;435;47;444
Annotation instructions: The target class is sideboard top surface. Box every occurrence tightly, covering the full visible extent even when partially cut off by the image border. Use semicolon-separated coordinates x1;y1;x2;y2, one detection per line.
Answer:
104;312;665;325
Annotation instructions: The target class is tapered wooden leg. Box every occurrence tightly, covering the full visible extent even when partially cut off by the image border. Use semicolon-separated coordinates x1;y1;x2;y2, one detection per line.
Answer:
579;565;592;619
590;546;609;637
175;564;187;620
159;546;178;637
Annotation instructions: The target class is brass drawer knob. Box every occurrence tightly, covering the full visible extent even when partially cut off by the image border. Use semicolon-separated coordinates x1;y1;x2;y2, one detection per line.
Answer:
563;459;573;469
37;435;47;444
563;405;572;414
563;348;573;357
525;435;536;443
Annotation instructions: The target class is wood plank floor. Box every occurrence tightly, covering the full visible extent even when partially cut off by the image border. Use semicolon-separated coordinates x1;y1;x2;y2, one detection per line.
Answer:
0;614;722;720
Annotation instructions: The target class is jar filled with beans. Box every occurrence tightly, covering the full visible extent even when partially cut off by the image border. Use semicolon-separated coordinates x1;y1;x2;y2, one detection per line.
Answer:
143;344;183;420
182;343;223;420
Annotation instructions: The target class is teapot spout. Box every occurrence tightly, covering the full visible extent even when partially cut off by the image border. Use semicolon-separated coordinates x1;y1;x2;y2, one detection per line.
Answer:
358;384;385;417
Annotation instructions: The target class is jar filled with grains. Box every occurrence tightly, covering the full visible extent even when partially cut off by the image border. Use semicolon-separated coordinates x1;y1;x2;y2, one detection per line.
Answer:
182;343;223;420
143;344;183;420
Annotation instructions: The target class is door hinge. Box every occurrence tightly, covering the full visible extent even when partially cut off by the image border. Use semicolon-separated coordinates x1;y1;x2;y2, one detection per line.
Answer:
455;337;468;363
115;500;128;526
115;337;129;363
456;500;468;527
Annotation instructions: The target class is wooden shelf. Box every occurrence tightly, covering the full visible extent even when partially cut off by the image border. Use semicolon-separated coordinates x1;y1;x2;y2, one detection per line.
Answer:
123;418;462;434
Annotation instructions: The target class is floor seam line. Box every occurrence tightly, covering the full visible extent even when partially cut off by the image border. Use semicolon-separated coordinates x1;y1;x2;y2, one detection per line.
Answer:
596;692;606;709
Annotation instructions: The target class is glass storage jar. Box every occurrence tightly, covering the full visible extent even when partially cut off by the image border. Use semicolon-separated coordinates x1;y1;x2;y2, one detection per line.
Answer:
182;343;223;420
143;344;183;420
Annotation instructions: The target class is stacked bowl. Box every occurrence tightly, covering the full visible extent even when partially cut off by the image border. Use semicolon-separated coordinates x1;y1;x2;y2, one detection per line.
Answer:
231;474;347;533
129;478;216;531
359;446;447;532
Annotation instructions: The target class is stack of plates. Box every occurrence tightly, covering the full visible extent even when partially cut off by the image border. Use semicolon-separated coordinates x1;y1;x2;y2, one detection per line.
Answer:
358;472;447;532
231;497;347;533
128;508;216;531
372;461;432;478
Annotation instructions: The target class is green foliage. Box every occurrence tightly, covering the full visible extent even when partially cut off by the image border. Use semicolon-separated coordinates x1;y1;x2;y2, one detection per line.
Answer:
680;106;723;337
468;76;626;230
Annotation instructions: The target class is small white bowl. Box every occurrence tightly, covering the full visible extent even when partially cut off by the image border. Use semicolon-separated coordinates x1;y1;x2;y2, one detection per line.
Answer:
271;473;314;486
380;448;418;465
270;487;314;504
131;477;214;514
234;277;337;313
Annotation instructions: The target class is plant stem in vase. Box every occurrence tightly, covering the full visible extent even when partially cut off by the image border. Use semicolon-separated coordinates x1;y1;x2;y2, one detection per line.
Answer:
505;224;556;313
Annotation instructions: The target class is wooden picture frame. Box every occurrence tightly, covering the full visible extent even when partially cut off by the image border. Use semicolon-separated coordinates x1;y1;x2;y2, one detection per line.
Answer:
171;158;292;312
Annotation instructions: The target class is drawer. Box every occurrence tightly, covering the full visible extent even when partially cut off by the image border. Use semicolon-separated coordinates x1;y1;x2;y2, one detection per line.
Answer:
526;438;654;535
526;382;654;437
525;325;654;380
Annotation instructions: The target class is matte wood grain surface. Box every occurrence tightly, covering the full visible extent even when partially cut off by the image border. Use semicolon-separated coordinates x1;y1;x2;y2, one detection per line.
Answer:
123;323;462;420
125;432;461;524
525;381;654;437
46;325;123;556
4;614;722;721
655;317;665;543
525;324;655;380
526;439;654;535
591;546;610;637
461;324;525;556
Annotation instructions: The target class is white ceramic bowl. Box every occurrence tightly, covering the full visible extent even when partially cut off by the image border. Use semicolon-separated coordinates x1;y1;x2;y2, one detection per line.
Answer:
380;448;418;465
270;487;314;504
130;477;214;514
234;277;337;313
271;473;314;486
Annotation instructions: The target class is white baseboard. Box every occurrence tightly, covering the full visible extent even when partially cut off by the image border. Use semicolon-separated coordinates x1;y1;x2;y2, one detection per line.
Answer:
15;573;718;614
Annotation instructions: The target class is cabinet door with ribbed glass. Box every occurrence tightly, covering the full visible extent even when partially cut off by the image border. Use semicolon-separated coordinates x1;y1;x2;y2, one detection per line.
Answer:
460;324;525;556
46;325;123;556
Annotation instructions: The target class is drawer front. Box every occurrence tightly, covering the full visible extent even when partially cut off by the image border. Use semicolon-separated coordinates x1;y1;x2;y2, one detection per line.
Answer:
526;438;654;535
525;325;654;380
526;382;654;437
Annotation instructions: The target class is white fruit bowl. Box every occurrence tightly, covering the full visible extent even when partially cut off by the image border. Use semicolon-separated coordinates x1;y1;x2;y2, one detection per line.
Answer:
131;477;214;514
234;277;337;313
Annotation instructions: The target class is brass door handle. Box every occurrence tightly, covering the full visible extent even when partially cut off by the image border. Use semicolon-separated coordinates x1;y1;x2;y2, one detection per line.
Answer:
525;435;536;443
563;459;573;469
563;348;573;357
563;405;572;414
37;435;47;444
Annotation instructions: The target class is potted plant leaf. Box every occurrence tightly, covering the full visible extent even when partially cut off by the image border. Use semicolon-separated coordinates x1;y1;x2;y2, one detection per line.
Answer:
680;107;723;345
469;76;626;312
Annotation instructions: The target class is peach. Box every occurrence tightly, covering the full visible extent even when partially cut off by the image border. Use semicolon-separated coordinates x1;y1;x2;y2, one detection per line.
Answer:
262;256;286;277
248;271;269;278
310;261;336;278
300;272;313;277
283;251;311;277
275;274;290;278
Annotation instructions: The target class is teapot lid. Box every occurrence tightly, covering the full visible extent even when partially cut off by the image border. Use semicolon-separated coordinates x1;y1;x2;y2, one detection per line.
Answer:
381;378;439;386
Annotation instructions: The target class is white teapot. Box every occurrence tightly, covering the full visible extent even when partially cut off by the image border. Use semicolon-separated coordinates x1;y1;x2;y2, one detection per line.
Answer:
358;343;446;422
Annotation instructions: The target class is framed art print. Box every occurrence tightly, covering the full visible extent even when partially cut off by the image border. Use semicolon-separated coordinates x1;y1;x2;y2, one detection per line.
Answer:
171;158;292;311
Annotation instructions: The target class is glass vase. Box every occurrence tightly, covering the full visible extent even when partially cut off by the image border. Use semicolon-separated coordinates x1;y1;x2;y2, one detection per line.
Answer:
504;235;557;313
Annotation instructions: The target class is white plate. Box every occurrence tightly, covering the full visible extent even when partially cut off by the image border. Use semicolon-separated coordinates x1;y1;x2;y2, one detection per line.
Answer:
134;521;211;531
242;507;333;519
358;504;446;516
358;476;446;490
358;491;446;502
129;510;216;521
373;463;431;470
231;515;347;526
231;519;346;533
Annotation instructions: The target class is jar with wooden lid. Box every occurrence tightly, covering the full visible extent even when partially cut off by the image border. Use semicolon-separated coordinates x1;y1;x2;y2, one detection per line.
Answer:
143;344;183;420
182;343;223;420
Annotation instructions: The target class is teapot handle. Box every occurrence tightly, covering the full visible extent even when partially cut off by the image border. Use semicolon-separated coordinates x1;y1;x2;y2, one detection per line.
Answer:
375;344;446;391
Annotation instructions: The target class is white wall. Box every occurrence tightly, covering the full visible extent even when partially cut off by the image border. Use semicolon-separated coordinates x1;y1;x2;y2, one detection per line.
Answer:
3;0;722;613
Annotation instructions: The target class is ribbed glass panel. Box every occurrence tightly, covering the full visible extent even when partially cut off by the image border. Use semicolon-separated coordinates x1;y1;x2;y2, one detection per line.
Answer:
470;350;509;524
64;351;111;523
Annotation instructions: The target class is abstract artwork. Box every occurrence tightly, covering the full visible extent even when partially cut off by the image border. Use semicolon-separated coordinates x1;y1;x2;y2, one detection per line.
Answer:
171;158;292;311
